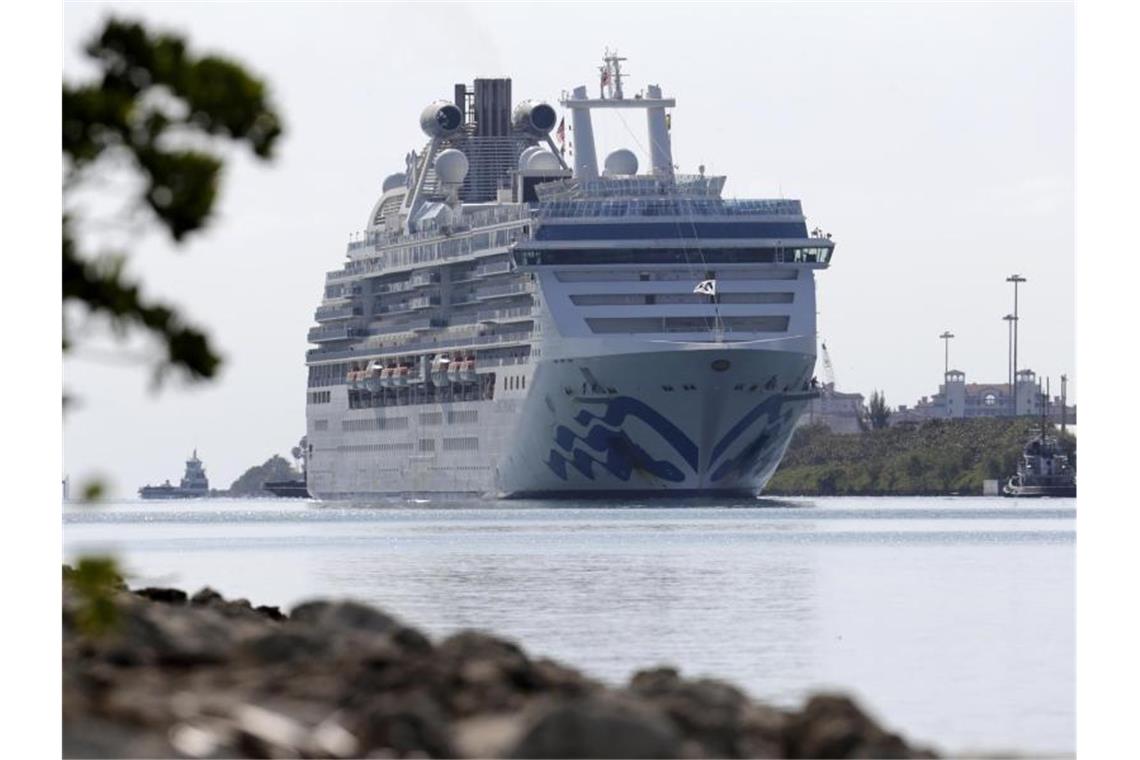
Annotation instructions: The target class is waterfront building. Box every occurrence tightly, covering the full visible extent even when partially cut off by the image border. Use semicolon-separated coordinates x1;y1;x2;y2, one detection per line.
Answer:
797;383;868;434
892;369;1076;425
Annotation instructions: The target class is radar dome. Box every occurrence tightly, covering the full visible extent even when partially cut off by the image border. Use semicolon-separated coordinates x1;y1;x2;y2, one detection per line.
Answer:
434;149;469;184
419;101;463;138
381;172;406;193
526;150;561;171
511;101;558;135
604;149;639;176
518;145;544;170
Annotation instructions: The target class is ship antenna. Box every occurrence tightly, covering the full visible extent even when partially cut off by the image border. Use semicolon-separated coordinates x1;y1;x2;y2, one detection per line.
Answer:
600;47;627;100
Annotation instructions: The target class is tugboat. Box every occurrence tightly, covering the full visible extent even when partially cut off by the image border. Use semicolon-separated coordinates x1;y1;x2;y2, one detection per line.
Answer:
1003;380;1076;498
139;450;210;499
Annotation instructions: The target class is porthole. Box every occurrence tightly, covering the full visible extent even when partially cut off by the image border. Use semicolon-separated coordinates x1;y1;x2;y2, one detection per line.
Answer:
711;359;731;372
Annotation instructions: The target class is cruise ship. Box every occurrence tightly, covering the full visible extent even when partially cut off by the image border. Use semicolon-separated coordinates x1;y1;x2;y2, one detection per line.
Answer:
304;53;835;499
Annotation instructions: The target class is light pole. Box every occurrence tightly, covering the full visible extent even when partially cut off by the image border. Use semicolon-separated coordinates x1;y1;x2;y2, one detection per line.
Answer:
1006;274;1027;414
1003;314;1016;416
939;331;955;376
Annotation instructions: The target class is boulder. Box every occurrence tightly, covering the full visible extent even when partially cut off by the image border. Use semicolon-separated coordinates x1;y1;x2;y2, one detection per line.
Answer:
507;695;681;759
134;587;188;605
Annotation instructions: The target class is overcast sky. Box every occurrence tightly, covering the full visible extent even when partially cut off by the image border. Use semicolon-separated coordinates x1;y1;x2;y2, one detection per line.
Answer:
62;1;1074;496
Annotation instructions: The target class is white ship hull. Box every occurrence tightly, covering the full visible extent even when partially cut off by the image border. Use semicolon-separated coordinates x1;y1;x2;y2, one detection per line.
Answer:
307;346;815;499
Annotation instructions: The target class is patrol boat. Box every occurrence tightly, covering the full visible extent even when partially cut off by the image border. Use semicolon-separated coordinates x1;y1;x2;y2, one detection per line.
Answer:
304;52;835;498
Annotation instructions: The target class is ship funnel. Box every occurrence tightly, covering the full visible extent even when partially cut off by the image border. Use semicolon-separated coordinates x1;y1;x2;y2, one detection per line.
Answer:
512;100;557;136
420;101;464;138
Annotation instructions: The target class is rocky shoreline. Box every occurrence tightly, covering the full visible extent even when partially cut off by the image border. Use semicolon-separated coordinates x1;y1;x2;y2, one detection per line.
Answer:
63;567;937;758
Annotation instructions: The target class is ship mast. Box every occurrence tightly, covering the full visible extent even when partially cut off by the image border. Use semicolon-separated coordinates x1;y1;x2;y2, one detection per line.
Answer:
599;48;627;100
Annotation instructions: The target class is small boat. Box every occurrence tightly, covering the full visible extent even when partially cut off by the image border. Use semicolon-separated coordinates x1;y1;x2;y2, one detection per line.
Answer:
1003;433;1076;498
262;479;311;498
459;356;477;382
1002;381;1076;498
430;354;451;385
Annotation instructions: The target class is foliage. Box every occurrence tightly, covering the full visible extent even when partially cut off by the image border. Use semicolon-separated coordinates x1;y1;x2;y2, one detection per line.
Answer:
64;557;125;636
868;389;891;430
766;417;1076;496
63;18;283;385
227;454;300;496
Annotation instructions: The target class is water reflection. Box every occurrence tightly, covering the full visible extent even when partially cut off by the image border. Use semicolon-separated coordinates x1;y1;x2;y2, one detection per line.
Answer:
312;517;821;702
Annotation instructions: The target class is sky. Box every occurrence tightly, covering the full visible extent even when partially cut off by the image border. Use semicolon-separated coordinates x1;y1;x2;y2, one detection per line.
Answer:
61;1;1074;496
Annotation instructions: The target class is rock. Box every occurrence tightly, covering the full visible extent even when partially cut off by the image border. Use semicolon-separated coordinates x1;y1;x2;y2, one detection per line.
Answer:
350;691;454;758
629;669;770;756
63;574;938;760
134;587;188;604
241;629;328;664
507;696;681;759
108;601;239;667
191;587;225;606
254;604;285;621
290;600;400;635
453;714;527;759
783;693;920;759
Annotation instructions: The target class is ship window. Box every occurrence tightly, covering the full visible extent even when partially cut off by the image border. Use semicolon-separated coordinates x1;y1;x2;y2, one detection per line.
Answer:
419;439;435;452
533;221;809;241
443;436;480;452
447;409;478;424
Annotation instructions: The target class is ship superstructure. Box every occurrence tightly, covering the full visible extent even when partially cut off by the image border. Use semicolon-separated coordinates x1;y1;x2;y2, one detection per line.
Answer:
304;53;836;498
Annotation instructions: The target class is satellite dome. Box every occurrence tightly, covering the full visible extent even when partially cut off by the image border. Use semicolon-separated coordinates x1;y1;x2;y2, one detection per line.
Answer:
526;150;561;171
518;146;544;171
434;149;469;184
604;149;639;176
381;172;406;193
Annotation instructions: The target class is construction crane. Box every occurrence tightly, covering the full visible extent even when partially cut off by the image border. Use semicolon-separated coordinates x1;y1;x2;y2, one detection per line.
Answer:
820;340;837;391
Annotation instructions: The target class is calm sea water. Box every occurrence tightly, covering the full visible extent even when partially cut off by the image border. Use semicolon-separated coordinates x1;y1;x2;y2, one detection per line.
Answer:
63;496;1074;756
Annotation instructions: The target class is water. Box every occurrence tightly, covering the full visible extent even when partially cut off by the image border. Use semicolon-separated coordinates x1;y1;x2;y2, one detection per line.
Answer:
63;496;1074;756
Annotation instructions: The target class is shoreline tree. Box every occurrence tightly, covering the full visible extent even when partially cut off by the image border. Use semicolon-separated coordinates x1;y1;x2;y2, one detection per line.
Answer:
868;389;891;430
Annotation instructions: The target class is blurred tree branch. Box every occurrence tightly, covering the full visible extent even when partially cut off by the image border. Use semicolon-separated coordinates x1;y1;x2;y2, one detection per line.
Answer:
62;18;283;385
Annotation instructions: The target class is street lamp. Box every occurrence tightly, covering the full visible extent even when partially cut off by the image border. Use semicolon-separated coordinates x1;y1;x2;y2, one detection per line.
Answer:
939;331;955;376
1003;314;1016;416
1006;274;1027;414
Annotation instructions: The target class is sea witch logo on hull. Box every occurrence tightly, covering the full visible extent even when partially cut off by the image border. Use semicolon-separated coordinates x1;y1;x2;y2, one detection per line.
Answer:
544;394;802;487
545;396;698;482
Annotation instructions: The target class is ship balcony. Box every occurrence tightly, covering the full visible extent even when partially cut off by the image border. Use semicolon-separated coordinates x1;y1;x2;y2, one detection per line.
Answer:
314;304;358;322
477;306;534;325
374;296;441;316
474;282;535;301
307;324;366;344
474;262;513;278
306;329;534;363
375;274;440;294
